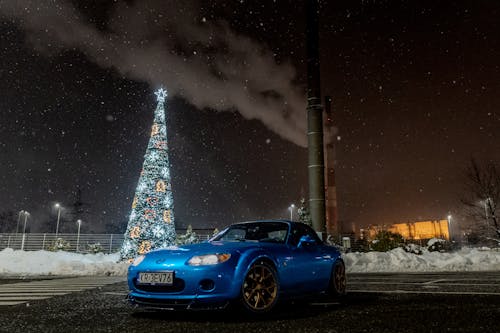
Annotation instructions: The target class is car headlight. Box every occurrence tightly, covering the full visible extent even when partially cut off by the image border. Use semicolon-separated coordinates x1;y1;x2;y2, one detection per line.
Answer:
187;253;231;266
131;255;145;267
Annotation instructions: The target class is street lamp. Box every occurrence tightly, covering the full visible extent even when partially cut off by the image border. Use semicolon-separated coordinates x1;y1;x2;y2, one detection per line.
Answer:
16;210;25;233
54;203;62;237
76;219;82;252
289;204;295;221
20;211;30;251
22;211;30;234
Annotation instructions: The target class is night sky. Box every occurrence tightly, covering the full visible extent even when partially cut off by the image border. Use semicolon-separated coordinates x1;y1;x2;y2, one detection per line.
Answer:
0;0;499;234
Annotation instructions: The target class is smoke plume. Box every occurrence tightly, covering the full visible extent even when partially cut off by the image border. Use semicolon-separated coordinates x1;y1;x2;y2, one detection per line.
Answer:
1;0;307;146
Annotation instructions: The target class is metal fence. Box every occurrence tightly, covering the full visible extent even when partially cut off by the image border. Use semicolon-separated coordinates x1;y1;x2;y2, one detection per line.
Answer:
0;233;124;253
0;232;212;253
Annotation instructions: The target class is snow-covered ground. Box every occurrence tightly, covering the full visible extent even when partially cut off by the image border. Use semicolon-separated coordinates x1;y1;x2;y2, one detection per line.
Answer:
345;247;500;273
0;248;128;276
0;247;499;276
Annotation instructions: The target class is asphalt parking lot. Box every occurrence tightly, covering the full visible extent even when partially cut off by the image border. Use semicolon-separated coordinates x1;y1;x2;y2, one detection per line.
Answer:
0;272;499;333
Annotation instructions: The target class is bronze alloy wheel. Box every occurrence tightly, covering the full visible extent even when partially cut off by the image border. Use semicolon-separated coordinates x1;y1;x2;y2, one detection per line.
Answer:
241;262;278;312
331;260;347;296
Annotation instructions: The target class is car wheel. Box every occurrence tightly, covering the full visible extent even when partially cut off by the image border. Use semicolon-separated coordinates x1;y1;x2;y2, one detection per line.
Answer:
241;261;279;313
329;259;347;297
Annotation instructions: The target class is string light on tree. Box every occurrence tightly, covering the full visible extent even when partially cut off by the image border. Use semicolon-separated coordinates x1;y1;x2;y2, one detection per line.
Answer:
120;87;177;261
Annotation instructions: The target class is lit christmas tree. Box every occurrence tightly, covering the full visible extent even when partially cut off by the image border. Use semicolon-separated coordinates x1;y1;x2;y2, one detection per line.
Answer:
120;88;176;261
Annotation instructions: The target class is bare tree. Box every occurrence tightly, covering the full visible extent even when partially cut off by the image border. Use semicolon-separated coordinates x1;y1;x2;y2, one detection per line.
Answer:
461;159;500;243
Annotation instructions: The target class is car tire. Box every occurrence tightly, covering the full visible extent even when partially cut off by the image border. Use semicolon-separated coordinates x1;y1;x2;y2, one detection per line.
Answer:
329;259;347;297
240;261;279;313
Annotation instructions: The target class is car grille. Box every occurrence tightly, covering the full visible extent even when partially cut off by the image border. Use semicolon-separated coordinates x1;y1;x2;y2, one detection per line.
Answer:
133;277;185;293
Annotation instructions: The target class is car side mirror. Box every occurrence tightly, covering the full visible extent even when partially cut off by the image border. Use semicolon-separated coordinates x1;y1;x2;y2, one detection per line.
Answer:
297;235;317;248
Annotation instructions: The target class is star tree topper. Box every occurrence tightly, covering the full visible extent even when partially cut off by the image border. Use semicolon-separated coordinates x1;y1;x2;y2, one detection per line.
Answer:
155;88;168;102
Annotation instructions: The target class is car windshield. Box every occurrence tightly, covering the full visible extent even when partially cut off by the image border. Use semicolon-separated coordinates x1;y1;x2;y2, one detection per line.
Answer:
212;222;289;243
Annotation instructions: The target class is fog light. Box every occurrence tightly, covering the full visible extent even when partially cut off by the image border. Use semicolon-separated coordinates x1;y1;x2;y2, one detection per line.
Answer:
199;279;215;291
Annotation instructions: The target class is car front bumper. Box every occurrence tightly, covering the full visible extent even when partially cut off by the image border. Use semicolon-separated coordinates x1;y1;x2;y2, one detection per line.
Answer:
127;263;241;309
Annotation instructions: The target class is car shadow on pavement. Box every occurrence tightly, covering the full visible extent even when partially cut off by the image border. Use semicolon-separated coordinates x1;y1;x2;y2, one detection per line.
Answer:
130;293;379;323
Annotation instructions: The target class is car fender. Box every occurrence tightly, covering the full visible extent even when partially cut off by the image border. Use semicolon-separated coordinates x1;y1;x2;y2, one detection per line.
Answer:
229;248;279;296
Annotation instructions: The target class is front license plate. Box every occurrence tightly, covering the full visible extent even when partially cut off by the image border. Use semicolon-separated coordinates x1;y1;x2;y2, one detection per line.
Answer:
138;272;174;285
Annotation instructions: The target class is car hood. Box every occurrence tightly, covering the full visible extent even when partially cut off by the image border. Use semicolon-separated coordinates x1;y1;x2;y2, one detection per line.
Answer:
147;241;265;258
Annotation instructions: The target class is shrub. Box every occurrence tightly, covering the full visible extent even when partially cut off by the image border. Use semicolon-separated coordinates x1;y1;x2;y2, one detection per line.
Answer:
353;238;371;252
404;243;423;255
371;231;404;252
87;242;104;253
47;238;71;251
427;238;452;252
176;225;199;245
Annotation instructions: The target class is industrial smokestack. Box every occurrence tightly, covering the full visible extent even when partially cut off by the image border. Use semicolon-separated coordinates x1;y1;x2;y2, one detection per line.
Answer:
306;0;326;235
324;95;339;236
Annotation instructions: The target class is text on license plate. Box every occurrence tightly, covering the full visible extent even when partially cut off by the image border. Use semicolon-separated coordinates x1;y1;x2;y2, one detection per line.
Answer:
138;272;174;285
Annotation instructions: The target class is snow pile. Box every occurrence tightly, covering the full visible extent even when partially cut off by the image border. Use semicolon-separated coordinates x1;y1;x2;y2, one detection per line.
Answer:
0;248;129;276
1;247;499;276
427;238;445;247
345;247;500;273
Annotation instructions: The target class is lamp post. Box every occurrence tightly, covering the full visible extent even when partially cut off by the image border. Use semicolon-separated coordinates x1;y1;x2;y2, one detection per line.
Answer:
16;210;24;233
22;211;30;234
54;203;62;237
289;204;295;221
21;211;30;251
76;219;82;252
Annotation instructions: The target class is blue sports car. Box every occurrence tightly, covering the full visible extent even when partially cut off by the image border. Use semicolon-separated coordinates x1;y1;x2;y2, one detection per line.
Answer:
127;220;346;313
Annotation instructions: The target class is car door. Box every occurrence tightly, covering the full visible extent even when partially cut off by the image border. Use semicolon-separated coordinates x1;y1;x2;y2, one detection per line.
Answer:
287;224;332;294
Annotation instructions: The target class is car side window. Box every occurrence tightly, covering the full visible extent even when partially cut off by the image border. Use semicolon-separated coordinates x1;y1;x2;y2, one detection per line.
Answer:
221;228;246;241
288;223;321;247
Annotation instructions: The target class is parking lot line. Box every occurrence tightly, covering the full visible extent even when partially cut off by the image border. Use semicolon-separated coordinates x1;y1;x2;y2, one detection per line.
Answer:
349;290;500;296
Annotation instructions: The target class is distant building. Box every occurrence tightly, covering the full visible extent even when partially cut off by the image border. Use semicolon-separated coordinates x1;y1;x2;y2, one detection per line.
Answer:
367;220;450;241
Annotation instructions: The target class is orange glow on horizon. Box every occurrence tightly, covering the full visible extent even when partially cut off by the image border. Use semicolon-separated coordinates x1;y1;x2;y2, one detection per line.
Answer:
367;219;450;241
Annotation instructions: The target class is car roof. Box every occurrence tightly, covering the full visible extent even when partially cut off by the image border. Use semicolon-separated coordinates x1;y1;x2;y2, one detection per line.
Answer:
231;220;300;227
